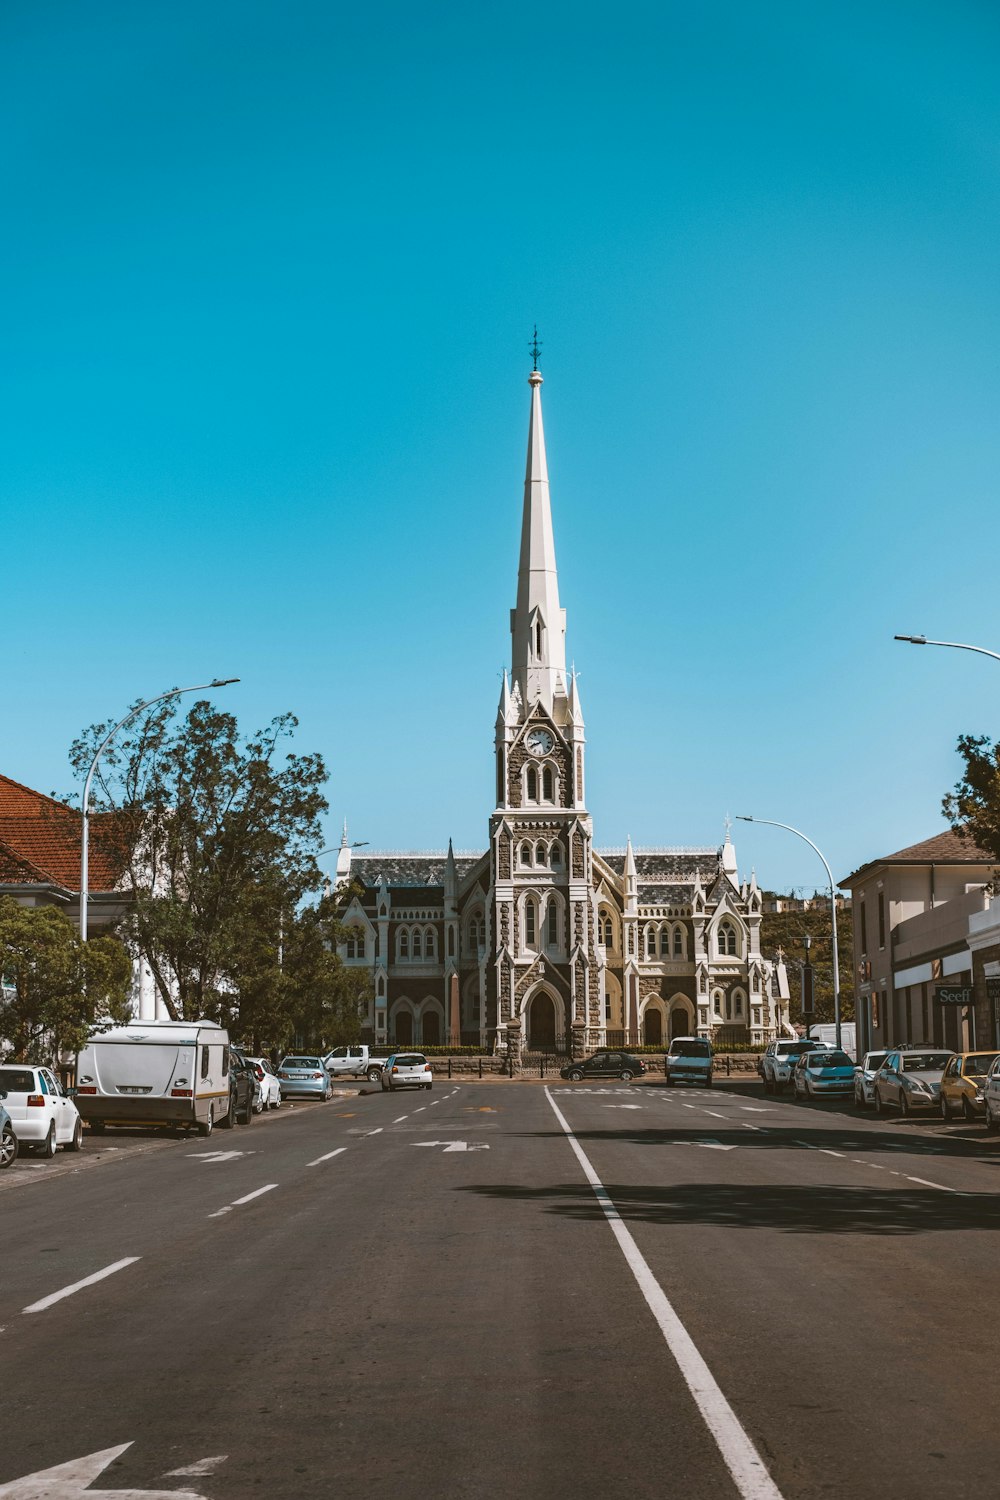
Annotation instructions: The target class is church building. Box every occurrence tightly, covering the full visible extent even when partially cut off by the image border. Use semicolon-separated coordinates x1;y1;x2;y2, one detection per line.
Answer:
336;364;778;1058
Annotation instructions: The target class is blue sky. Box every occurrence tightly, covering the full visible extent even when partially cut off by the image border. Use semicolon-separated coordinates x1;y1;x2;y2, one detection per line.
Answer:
4;0;1000;891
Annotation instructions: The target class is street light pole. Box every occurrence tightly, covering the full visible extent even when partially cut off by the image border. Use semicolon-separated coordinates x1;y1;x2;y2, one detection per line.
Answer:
80;677;239;942
894;634;1000;665
735;814;843;1050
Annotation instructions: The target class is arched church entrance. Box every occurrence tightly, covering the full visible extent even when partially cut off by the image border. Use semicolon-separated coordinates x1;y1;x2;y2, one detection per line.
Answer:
528;991;557;1051
395;1011;413;1046
422;1010;441;1046
669;1004;692;1039
643;1008;663;1046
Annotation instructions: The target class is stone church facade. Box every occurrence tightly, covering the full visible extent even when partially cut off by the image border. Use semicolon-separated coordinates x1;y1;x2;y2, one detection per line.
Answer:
336;367;779;1056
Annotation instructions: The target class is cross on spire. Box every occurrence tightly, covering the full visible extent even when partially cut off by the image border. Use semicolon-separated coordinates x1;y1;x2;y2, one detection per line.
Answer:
529;325;542;371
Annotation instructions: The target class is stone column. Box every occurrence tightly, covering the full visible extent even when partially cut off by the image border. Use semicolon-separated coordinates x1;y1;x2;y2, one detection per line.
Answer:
571;1021;587;1059
505;1015;523;1069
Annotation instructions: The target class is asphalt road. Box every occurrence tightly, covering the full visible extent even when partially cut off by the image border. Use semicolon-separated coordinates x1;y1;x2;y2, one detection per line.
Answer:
3;1078;1000;1499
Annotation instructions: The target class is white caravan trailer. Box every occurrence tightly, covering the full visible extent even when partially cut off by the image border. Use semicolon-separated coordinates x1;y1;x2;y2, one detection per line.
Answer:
75;1019;231;1136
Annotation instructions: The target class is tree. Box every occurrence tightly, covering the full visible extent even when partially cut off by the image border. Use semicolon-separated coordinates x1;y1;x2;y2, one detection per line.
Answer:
0;897;132;1061
70;699;329;1025
760;895;855;1024
943;734;1000;870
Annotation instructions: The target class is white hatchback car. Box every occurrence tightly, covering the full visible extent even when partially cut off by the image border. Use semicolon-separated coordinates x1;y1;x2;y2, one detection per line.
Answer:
246;1057;282;1112
0;1063;83;1157
381;1053;433;1092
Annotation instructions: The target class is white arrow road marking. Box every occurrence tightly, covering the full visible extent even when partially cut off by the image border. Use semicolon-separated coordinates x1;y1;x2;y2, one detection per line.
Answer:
23;1258;140;1315
162;1457;227;1479
307;1147;347;1167
410;1141;490;1153
185;1151;252;1163
0;1441;207;1498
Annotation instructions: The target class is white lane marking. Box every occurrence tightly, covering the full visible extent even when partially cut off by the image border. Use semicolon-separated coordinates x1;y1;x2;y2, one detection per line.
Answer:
209;1183;279;1216
232;1184;278;1205
906;1175;957;1192
818;1150;845;1158
742;1124;762;1132
682;1140;737;1152
430;1099;440;1106
366;1127;383;1136
23;1257;140;1315
163;1456;228;1478
307;1147;347;1166
410;1140;490;1152
393;1116;409;1123
414;1106;426;1112
605;1104;643;1110
185;1150;252;1163
0;1441;208;1498
545;1089;783;1500
701;1110;728;1120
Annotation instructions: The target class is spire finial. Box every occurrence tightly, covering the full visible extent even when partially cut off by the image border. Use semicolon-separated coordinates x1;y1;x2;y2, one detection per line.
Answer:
724;812;733;840
529;324;542;372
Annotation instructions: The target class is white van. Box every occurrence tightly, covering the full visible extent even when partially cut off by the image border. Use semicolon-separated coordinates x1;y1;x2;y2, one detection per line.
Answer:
807;1023;857;1061
75;1019;231;1137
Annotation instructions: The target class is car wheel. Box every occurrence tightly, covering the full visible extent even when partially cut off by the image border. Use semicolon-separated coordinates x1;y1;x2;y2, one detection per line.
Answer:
367;1067;381;1084
39;1124;56;1160
90;1120;106;1135
875;1089;884;1114
620;1070;634;1082
0;1124;17;1168
197;1110;214;1138
568;1069;583;1083
66;1117;83;1152
763;1075;773;1095
219;1095;237;1129
425;1082;433;1090
900;1093;910;1119
241;1094;254;1125
940;1095;951;1120
665;1073;674;1087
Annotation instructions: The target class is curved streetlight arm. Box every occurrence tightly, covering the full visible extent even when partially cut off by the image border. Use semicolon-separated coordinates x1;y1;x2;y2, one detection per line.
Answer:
894;635;1000;664
80;677;239;942
735;813;842;1049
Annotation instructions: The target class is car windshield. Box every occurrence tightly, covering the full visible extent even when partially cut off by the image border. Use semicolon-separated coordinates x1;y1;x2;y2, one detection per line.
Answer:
902;1053;951;1072
282;1058;320;1068
963;1054;999;1076
0;1068;35;1093
865;1053;887;1071
810;1051;852;1068
671;1041;711;1058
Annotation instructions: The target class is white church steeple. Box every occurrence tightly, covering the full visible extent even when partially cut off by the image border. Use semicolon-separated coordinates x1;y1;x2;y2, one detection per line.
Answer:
510;365;567;712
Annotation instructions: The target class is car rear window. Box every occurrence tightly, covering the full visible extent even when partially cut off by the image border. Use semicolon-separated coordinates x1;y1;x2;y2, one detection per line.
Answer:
282;1058;320;1069
670;1041;711;1058
0;1068;35;1093
810;1051;852;1068
779;1042;819;1056
395;1055;427;1067
902;1053;951;1072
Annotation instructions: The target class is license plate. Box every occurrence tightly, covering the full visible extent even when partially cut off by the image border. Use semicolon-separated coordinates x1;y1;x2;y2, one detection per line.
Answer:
118;1086;150;1094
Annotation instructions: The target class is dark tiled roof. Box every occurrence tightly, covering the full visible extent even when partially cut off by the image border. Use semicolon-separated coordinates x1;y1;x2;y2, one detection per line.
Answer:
351;853;484;889
638;885;695;906
599;850;719;882
0;775;122;892
841;828;996;886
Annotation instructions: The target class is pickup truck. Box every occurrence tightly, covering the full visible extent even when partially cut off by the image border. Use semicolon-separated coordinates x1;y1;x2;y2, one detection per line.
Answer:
323;1045;389;1083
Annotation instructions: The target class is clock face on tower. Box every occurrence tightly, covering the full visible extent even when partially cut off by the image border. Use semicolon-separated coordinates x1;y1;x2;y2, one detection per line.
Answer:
526;728;554;757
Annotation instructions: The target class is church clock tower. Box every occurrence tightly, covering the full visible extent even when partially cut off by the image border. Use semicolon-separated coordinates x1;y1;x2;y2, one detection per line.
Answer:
488;363;600;1059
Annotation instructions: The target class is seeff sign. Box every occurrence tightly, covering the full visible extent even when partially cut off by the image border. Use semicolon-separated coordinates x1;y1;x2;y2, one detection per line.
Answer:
935;985;976;1007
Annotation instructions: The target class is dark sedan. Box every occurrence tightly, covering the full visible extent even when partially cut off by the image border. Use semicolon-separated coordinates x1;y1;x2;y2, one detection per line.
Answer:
560;1050;647;1082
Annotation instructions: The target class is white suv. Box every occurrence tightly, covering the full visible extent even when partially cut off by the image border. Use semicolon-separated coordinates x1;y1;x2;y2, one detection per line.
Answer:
760;1039;824;1094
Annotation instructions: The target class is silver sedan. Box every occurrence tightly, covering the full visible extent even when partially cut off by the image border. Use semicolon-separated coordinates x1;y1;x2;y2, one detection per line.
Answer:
874;1050;953;1117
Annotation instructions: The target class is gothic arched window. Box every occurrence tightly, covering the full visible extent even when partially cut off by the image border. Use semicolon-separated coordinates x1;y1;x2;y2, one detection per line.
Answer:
718;921;738;957
546;900;558;948
535;841;546;866
659;927;670;957
399;929;409;960
600;912;614;948
645;926;656;959
525;897;537;948
550;842;562;867
526;767;538;802
542;766;554;801
520;842;531;867
673;925;684;957
424;927;436;959
412;929;422;959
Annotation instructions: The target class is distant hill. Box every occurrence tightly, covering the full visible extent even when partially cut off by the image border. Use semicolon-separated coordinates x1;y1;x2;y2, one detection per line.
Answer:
761;893;855;1024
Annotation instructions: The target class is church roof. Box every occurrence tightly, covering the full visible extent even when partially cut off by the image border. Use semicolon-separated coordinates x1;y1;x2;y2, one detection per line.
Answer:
638;885;697;906
351;852;484;889
598;849;719;884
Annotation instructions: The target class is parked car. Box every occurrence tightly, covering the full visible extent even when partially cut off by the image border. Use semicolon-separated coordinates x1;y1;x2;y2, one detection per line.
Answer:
792;1048;855;1099
276;1056;333;1100
220;1049;256;1128
324;1045;388;1083
940;1051;1000;1121
0;1064;83;1157
759;1038;825;1094
874;1049;953;1116
246;1057;282;1112
380;1053;433;1092
664;1037;713;1088
560;1051;647;1083
854;1051;888;1109
0;1094;18;1168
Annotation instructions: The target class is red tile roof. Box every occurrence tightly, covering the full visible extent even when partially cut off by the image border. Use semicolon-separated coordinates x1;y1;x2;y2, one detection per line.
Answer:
0;774;123;893
841;828;996;886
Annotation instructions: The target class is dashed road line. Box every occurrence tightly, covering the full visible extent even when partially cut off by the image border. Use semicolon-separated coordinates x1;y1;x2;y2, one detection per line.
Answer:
905;1175;957;1192
307;1147;348;1167
209;1183;279;1217
393;1115;409;1123
23;1257;141;1314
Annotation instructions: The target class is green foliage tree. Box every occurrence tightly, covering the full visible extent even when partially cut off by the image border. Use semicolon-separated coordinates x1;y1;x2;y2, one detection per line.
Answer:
943;735;1000;870
0;897;132;1061
760;894;855;1024
70;699;331;1028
